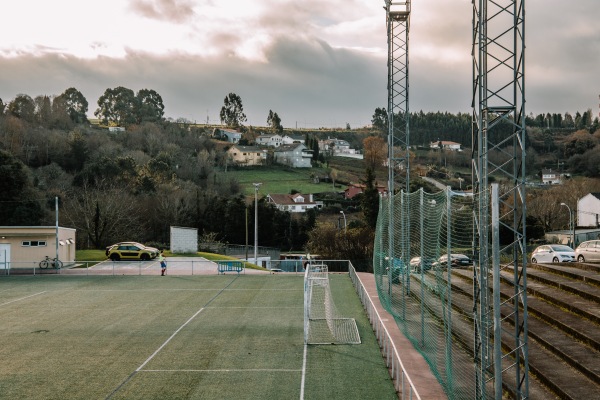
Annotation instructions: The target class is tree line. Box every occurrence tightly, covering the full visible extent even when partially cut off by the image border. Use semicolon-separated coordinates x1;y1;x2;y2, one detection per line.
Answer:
0;87;323;252
371;107;600;177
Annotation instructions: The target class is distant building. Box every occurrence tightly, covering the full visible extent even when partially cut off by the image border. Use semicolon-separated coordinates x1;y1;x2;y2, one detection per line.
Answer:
318;137;361;158
541;169;561;185
344;183;388;199
0;226;76;270
213;128;242;143
281;134;304;145
430;141;462;151
226;145;266;166
577;193;600;227
256;134;283;147
266;193;323;213
273;143;313;168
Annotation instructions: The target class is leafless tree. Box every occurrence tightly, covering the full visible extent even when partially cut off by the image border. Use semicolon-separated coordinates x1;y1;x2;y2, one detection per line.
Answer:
62;181;143;249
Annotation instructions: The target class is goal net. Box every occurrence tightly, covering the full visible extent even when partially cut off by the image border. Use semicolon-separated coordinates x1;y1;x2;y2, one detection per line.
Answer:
304;264;361;345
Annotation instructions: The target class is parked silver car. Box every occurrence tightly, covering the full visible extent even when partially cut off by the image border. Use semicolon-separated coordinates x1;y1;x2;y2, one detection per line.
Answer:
531;245;575;263
574;240;600;262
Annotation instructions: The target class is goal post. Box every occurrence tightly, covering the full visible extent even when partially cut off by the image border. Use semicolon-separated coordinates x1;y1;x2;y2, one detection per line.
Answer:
304;263;361;345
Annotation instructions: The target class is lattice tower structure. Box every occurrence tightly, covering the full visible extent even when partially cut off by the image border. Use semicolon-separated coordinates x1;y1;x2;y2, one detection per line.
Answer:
385;1;411;292
472;1;529;398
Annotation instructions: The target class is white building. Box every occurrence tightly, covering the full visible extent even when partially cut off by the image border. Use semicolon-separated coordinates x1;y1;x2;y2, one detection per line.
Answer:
256;134;283;147
430;140;462;151
266;193;323;213
577;193;600;227
273;143;313;168
281;134;304;145
541;169;561;185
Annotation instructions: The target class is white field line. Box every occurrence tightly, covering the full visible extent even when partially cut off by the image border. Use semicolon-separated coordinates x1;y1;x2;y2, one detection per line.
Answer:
140;368;302;372
0;291;46;306
205;306;302;309
300;343;308;400
136;307;205;372
78;288;303;292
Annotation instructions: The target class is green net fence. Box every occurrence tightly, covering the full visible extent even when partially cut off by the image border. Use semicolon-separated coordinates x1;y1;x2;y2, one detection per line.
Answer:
374;187;492;400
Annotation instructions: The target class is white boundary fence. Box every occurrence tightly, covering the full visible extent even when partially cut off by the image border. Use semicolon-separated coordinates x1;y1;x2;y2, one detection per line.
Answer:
349;263;422;400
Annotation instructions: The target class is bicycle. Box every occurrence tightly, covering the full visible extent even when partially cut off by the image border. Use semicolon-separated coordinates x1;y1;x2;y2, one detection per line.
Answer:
39;256;63;269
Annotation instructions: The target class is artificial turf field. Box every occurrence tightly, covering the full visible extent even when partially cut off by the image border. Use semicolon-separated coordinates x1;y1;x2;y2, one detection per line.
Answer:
0;274;398;399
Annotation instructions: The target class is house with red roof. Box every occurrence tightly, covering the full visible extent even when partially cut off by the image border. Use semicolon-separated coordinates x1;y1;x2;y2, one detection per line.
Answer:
266;193;323;213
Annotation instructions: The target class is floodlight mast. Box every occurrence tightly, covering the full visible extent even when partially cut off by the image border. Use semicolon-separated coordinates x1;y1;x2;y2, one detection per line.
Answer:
384;0;411;298
472;0;528;398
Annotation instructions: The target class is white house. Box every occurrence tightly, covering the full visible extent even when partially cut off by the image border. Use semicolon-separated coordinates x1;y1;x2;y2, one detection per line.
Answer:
266;193;323;213
273;143;313;168
541;169;561;185
256;134;283;147
577;193;600;227
430;140;462;151
281;134;304;145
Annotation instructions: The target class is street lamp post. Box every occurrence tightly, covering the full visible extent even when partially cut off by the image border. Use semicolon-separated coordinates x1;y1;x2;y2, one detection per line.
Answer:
340;210;347;234
253;183;262;264
560;202;574;247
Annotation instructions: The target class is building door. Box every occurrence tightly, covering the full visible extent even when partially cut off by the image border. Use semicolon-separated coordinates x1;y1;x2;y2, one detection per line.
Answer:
0;243;10;269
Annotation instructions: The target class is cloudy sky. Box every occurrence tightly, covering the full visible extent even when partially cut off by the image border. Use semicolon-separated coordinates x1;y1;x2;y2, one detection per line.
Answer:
0;0;598;128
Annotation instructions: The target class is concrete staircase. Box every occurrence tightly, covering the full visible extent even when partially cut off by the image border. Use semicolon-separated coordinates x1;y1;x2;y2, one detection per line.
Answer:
443;262;600;399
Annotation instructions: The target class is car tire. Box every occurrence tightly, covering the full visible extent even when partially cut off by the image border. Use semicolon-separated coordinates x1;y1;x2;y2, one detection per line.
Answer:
552;257;559;263
578;255;585;262
531;258;537;263
110;254;120;261
140;253;150;261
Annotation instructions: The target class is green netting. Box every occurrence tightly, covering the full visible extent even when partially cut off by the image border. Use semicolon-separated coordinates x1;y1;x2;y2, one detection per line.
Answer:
374;187;492;400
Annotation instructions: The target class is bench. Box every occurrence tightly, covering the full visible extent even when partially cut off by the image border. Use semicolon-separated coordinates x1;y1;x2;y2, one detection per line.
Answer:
217;261;244;275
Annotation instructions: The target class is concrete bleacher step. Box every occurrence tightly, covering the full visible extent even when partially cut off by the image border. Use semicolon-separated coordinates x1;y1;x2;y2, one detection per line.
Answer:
409;272;557;399
449;268;600;398
527;264;600;288
527;264;600;299
499;273;600;350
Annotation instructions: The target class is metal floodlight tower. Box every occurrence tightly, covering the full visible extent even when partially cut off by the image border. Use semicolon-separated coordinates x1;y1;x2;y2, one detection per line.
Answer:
385;0;411;295
386;1;411;195
472;0;528;398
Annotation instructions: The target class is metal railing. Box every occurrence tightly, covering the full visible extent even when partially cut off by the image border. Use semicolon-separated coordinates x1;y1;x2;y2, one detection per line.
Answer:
1;258;355;276
349;264;421;400
0;259;251;276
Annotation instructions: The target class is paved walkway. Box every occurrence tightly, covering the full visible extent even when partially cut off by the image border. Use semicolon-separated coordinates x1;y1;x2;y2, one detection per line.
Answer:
356;272;448;399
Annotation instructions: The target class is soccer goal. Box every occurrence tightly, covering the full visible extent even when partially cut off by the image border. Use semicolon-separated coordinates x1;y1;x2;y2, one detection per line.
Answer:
304;264;361;345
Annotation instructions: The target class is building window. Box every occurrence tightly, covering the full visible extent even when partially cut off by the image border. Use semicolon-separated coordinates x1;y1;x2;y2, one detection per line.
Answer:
22;240;47;247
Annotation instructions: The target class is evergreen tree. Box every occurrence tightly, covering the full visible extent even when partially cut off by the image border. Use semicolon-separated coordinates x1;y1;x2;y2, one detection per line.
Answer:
361;167;380;228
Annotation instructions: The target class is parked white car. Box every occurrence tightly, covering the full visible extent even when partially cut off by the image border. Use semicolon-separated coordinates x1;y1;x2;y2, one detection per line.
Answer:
530;245;575;263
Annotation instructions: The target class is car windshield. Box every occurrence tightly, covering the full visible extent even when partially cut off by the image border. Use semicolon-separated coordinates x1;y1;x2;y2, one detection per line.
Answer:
550;245;573;252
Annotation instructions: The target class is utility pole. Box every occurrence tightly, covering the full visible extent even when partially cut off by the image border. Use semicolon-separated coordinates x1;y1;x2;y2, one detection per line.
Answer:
253;183;262;265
